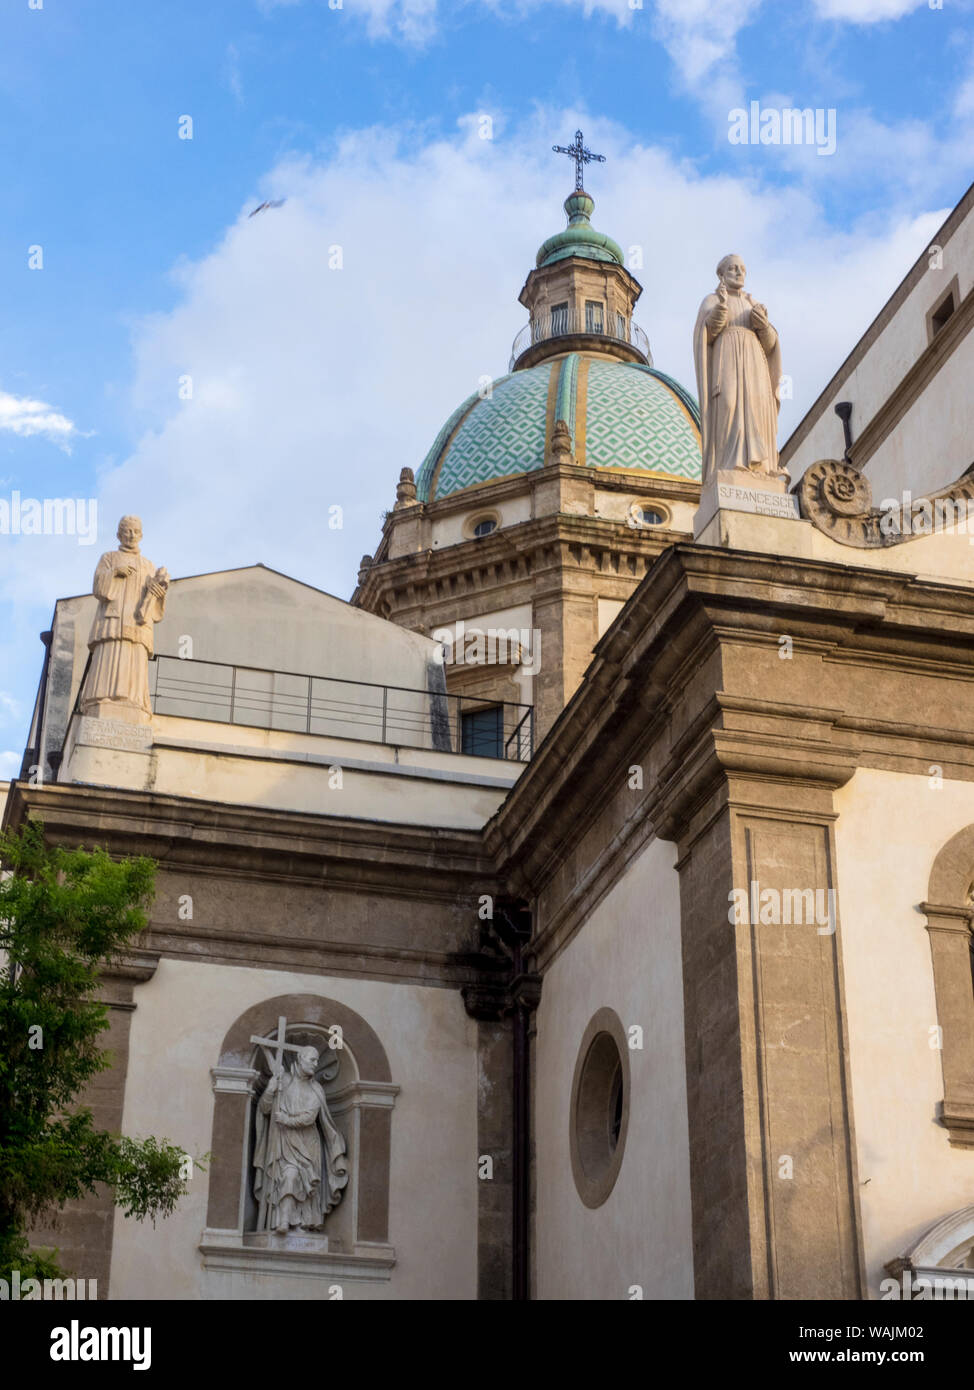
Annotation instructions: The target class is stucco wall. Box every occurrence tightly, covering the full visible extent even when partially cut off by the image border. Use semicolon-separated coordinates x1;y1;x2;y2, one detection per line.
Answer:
110;959;479;1300
593;487;697;534
533;834;694;1300
431;495;532;550
833;767;974;1295
785;205;974;498
60;713;521;827
863;330;974;504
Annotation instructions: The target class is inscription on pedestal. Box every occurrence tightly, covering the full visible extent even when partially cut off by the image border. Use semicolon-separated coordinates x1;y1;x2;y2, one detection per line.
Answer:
717;480;800;520
77;717;153;753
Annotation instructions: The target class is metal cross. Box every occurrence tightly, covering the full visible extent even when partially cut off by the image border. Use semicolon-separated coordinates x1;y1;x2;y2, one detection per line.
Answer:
552;129;605;192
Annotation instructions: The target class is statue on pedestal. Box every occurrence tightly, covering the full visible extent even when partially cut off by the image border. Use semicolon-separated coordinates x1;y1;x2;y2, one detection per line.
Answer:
80;516;169;724
251;1024;348;1234
693;255;786;483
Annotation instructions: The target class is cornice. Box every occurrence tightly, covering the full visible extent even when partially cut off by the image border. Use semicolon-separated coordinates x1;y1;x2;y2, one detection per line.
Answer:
486;543;974;892
353;463;702;607
4;782;499;895
356;512;689;620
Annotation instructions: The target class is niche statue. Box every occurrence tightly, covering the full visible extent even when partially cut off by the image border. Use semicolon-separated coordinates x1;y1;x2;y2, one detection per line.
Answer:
253;1045;349;1234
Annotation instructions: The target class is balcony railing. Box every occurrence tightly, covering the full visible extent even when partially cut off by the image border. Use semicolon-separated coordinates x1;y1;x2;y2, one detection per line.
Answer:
147;655;533;762
509;309;651;370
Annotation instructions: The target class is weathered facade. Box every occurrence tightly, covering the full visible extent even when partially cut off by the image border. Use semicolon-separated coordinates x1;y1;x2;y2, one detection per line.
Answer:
5;180;974;1300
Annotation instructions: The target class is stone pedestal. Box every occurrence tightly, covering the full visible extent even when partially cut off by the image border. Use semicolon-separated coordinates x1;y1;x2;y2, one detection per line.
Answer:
59;714;154;790
76;716;152;751
695;468;798;540
80;700;151;725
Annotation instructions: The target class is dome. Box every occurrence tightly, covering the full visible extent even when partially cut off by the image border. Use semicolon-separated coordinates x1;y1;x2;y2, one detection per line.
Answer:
535;192;624;268
415;354;702;503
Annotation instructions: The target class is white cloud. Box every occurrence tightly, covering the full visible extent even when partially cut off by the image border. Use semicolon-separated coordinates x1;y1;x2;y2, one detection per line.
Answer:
652;0;762;101
0;750;21;780
812;0;924;19
0;389;83;450
70;110;943;608
257;0;439;45
0;107;955;752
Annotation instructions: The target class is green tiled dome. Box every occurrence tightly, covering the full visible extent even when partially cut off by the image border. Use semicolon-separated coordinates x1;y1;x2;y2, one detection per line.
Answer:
416;354;702;503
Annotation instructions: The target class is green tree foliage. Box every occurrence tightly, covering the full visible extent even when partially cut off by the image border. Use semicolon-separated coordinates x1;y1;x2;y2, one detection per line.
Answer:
0;821;196;1280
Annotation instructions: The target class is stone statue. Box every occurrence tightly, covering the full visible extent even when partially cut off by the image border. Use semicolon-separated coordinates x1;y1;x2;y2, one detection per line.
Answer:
80;516;169;724
253;1044;349;1234
693;255;786;483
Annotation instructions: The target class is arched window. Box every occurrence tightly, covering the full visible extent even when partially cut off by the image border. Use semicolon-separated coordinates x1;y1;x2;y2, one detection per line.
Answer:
201;994;399;1284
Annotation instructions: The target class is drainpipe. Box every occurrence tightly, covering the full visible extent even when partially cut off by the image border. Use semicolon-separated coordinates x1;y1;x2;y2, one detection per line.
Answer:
494;900;541;1301
834;401;854;462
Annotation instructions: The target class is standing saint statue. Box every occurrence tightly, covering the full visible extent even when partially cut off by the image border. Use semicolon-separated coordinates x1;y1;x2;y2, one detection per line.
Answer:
253;1045;349;1234
80;515;169;723
693;254;786;483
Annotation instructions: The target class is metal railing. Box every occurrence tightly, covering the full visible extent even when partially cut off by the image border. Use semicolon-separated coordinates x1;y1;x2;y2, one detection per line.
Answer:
509;309;651;370
148;654;533;762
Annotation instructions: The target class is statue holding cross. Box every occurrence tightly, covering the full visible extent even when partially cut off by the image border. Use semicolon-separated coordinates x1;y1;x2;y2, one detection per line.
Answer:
552;129;606;192
250;1016;348;1234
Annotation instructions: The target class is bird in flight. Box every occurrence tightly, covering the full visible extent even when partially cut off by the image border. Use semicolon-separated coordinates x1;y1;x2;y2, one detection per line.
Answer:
249;199;286;217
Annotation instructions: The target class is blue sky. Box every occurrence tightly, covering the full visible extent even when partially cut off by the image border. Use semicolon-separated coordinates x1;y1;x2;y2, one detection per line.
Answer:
1;0;972;770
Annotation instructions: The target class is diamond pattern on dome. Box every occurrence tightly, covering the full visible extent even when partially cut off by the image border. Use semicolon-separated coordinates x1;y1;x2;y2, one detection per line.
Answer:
584;360;701;479
419;356;701;500
431;366;552;500
415;389;481;503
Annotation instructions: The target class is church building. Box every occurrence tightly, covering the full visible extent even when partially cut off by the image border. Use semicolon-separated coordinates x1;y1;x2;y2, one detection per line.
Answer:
3;161;974;1301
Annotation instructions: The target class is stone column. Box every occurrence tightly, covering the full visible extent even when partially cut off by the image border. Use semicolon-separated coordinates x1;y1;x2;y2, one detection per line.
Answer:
531;590;598;742
206;1067;260;1232
27;951;159;1298
654;746;866;1300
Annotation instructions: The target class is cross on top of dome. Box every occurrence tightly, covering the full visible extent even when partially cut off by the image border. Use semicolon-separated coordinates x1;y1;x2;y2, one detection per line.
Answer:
551;129;606;193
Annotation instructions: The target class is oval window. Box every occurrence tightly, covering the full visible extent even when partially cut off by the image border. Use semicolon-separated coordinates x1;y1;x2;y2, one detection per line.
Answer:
569;1008;630;1208
627;502;668;529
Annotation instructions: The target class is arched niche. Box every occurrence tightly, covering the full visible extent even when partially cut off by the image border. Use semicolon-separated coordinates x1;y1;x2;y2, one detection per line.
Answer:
201;994;399;1283
923;828;974;1149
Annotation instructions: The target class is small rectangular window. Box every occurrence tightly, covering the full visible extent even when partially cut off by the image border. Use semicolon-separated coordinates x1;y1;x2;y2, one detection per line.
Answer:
926;277;960;343
616;312;626;340
585;301;604;334
461;705;503;759
931;294;955;336
550;302;569;335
